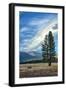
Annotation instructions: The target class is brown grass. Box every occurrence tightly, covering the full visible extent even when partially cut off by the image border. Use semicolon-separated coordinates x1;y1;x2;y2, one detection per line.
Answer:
19;63;58;78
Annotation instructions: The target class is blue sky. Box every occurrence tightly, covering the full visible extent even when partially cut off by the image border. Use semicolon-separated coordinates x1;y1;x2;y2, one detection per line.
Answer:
19;12;58;54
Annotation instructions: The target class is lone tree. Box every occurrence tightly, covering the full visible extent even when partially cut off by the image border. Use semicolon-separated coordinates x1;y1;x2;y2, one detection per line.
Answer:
48;31;56;66
42;35;48;62
42;31;56;66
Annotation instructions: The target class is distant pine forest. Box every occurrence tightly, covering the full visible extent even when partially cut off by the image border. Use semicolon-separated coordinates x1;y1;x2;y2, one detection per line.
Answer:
20;57;58;64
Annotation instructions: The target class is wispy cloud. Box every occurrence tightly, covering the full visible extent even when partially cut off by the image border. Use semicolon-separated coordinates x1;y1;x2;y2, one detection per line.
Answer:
20;27;29;32
26;18;58;51
29;18;49;26
19;12;58;52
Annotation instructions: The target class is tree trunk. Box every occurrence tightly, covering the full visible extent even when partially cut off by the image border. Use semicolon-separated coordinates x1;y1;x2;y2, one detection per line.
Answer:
48;54;51;66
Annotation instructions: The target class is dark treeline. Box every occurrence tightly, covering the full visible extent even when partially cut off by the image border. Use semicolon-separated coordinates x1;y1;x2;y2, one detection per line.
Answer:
20;57;58;64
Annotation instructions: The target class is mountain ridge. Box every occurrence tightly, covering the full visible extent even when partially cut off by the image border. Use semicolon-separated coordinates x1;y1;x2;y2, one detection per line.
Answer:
20;51;42;63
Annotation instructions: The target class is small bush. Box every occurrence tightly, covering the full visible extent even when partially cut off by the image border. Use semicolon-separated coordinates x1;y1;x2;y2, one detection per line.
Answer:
28;66;32;69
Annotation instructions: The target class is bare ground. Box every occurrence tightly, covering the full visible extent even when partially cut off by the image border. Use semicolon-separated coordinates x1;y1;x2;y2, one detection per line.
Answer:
19;63;58;78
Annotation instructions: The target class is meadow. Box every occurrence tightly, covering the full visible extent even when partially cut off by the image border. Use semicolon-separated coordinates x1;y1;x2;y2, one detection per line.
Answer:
19;63;58;78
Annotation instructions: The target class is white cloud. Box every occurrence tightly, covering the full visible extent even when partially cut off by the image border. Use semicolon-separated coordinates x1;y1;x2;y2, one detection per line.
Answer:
20;27;29;32
26;18;58;51
20;17;52;34
29;18;49;26
23;39;29;42
20;39;30;46
19;46;29;52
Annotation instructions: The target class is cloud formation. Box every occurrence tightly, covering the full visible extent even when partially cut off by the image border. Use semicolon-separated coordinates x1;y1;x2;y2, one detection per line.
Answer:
19;12;58;52
26;18;58;51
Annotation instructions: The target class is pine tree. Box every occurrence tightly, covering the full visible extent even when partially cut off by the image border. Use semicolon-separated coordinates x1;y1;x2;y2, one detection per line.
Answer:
42;35;48;62
42;31;56;66
48;31;56;66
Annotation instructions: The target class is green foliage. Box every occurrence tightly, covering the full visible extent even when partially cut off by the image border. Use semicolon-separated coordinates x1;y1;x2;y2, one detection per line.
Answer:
42;31;56;66
20;58;58;64
42;35;49;61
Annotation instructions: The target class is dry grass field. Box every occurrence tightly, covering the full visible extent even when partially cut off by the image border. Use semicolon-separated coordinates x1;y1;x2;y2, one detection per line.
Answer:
19;63;58;78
